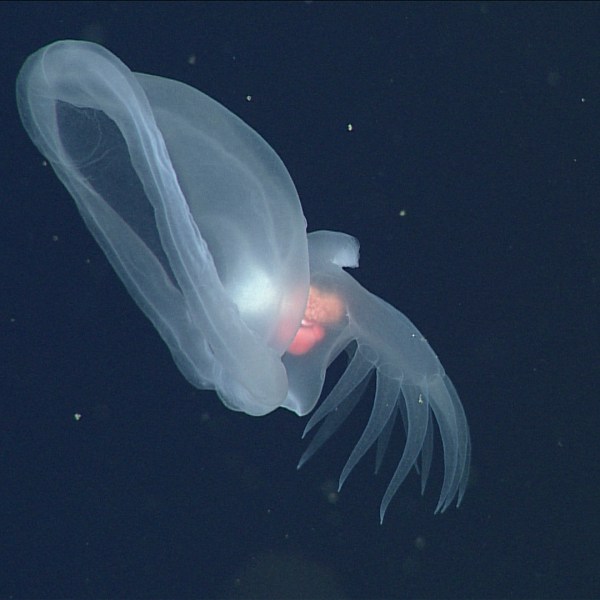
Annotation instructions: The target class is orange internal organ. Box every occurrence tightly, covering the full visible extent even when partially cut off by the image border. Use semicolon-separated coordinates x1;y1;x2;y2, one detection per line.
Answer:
287;286;346;356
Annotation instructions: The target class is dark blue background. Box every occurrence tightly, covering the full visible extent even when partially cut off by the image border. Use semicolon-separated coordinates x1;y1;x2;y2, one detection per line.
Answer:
2;2;598;598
